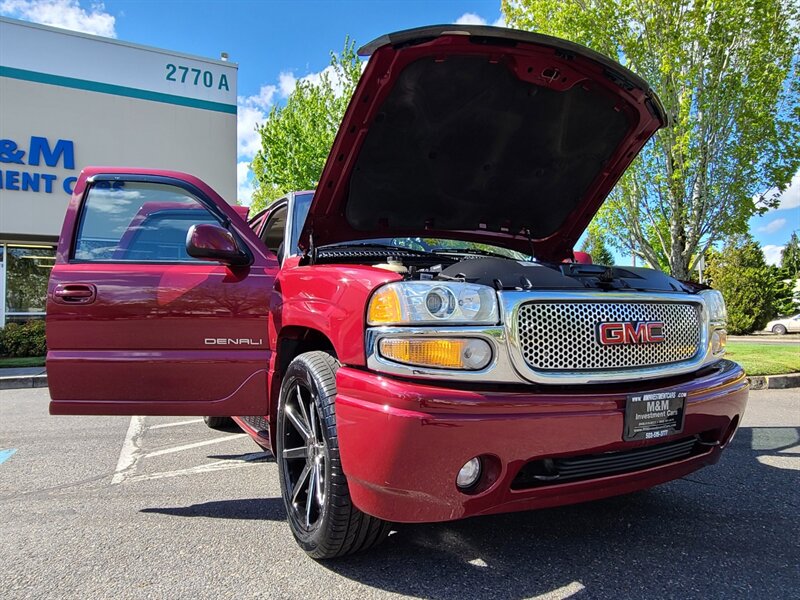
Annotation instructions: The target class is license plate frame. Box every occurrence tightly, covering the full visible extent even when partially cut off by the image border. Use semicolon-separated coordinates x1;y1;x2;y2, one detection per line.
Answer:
624;390;687;442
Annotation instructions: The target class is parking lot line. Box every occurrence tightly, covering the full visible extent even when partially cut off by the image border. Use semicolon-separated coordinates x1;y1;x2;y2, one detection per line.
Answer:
124;458;260;483
111;416;146;485
148;419;204;430
144;434;245;458
532;582;586;599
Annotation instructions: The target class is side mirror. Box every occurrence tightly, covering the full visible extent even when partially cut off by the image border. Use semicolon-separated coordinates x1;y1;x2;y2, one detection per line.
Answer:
186;224;250;267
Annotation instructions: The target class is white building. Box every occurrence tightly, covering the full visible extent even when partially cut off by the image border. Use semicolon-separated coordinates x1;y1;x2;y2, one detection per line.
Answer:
0;17;237;326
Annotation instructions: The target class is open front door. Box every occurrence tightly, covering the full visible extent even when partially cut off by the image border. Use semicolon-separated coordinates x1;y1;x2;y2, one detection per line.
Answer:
47;168;277;416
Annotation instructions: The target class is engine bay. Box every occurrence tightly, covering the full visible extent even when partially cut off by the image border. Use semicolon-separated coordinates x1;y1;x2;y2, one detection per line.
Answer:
314;244;694;293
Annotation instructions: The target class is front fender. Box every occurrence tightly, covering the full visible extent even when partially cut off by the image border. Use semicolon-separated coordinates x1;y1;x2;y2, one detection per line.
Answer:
272;265;401;365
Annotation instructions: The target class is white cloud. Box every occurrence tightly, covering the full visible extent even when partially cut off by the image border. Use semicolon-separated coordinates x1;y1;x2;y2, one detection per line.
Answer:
277;64;352;99
455;12;487;25
237;161;254;206
757;217;787;234
776;171;800;211
762;244;785;266
759;169;800;212
278;71;297;98
454;12;506;27
0;0;116;37
236;84;276;159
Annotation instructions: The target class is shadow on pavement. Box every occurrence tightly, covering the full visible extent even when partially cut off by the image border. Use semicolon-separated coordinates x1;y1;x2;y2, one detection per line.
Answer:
139;426;798;598
321;426;799;599
141;497;285;521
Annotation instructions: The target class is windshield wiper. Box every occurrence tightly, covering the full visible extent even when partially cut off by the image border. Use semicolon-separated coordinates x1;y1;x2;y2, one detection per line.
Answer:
431;247;523;260
321;242;431;254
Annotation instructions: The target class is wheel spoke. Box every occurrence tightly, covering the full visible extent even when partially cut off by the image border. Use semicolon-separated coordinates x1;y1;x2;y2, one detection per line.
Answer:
292;463;312;504
310;403;319;442
282;446;308;460
285;406;311;440
315;460;325;505
306;465;317;527
296;385;312;433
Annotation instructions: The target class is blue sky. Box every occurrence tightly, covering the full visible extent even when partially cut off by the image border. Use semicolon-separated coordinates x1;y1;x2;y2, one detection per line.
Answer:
1;0;796;264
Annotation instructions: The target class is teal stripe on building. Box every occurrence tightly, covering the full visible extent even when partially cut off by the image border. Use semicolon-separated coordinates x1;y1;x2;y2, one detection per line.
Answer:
0;66;237;114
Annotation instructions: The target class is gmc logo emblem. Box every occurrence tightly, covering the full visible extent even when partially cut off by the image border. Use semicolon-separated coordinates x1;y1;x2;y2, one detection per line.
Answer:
597;321;665;345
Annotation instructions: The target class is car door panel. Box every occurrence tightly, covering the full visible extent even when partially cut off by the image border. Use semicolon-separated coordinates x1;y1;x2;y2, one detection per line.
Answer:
47;168;277;416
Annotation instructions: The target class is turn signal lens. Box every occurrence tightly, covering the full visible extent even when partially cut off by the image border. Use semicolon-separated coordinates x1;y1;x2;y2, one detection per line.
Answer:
368;286;403;324
379;338;492;370
711;329;727;355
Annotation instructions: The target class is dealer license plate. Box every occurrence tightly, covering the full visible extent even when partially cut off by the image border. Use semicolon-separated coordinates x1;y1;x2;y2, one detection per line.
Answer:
624;390;687;442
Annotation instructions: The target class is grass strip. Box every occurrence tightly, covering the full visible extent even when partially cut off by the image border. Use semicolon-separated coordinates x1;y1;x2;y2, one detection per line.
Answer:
726;342;800;376
0;356;46;369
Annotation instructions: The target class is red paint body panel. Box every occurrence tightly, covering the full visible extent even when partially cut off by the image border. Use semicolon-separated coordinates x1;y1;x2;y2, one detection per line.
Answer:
47;168;278;416
270;265;400;366
335;360;747;522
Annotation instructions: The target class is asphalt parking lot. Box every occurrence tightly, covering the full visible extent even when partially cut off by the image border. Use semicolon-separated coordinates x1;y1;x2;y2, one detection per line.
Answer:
0;388;797;600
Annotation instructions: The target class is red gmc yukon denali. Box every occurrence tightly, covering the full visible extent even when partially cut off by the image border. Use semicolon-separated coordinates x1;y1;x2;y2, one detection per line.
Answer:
46;26;748;559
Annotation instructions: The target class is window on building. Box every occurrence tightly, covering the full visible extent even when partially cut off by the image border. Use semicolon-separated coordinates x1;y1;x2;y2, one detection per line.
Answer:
2;244;56;324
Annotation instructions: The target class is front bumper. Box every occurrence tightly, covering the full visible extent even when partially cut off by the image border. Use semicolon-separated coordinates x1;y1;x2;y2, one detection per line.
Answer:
335;359;748;523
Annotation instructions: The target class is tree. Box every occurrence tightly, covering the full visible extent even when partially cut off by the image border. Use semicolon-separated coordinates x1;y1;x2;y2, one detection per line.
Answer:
770;265;797;316
781;231;800;278
704;235;775;333
580;229;615;265
503;0;800;279
249;39;361;211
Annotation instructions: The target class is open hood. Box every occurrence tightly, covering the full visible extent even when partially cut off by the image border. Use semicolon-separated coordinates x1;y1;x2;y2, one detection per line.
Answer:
302;25;666;261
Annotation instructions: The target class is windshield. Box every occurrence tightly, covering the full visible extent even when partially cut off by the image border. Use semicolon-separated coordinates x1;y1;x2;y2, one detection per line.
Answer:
291;193;528;260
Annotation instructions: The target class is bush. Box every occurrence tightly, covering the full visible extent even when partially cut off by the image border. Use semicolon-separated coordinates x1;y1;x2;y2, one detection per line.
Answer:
705;236;775;334
0;320;47;357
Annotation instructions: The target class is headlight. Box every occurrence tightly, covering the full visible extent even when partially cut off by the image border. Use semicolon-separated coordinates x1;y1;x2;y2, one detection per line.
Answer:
699;289;727;325
367;282;499;326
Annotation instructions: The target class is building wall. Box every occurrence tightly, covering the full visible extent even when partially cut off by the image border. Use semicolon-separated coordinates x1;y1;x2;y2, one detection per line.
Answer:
0;17;238;326
1;78;237;238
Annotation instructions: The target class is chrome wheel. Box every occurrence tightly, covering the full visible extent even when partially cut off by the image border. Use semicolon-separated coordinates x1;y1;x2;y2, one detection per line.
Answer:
281;382;327;530
276;352;391;558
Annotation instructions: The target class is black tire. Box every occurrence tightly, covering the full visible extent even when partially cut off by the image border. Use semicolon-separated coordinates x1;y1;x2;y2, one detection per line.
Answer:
203;416;234;430
772;324;787;335
276;351;391;559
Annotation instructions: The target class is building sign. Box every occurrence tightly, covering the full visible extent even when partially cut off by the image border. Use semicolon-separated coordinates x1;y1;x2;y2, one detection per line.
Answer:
0;136;76;194
0;18;237;113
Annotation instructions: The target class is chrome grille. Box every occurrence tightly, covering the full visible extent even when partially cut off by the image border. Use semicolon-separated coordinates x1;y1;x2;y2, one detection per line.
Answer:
516;301;702;372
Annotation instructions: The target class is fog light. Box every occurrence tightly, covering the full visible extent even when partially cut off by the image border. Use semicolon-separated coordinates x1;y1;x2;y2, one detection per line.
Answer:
456;457;482;490
711;329;727;355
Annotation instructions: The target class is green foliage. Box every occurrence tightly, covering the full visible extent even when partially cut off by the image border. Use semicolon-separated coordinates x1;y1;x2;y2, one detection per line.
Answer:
250;38;362;211
580;229;615;265
504;0;800;279
781;231;800;278
704;235;775;334
771;266;797;316
0;320;47;358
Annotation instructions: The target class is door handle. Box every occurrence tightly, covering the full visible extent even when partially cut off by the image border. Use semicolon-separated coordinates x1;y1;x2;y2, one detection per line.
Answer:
53;283;97;304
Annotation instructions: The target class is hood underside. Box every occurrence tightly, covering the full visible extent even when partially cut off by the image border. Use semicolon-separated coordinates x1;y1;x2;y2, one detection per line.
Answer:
303;25;666;261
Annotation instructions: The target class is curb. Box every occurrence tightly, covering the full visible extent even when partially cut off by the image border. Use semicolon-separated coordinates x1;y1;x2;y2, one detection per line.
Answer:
2;373;799;391
0;374;48;391
746;373;800;390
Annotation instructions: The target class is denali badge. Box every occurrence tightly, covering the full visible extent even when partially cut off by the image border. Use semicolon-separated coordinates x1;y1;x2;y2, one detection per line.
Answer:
597;322;665;345
204;338;263;346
